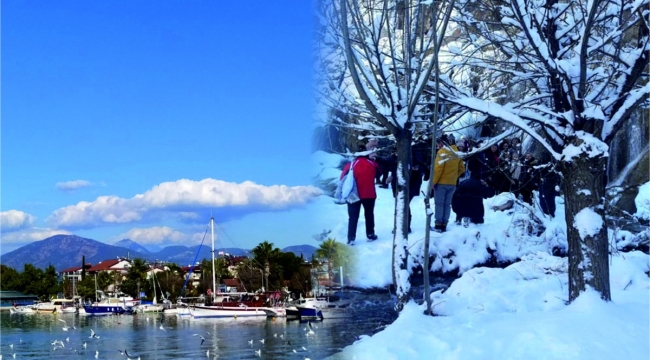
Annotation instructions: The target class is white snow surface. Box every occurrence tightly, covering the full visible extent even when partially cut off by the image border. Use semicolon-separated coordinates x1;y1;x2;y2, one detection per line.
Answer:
573;207;604;240
315;151;649;359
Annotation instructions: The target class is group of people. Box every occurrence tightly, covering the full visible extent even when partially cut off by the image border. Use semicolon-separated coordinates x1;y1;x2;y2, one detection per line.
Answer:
462;137;560;218
338;134;561;244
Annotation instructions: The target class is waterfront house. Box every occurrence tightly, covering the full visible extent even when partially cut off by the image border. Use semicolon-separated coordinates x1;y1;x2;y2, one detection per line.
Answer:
0;290;39;311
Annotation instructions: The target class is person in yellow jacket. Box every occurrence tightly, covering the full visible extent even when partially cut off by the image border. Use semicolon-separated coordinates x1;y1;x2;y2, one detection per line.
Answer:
431;137;466;232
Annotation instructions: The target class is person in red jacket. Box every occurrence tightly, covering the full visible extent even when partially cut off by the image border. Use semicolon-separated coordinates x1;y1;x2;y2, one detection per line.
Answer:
340;140;381;244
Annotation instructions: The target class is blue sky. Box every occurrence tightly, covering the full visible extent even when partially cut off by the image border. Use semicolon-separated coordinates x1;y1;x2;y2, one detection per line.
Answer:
1;2;323;255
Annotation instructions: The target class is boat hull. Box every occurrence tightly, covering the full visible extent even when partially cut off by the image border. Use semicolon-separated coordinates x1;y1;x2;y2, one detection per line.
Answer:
296;305;324;321
285;306;300;320
189;305;272;319
82;305;126;316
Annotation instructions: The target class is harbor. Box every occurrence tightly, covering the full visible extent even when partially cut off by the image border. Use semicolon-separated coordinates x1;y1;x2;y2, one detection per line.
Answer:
0;292;396;359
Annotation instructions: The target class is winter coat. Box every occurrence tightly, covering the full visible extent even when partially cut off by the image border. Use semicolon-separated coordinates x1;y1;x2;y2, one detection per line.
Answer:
389;143;430;199
451;178;495;223
432;146;465;186
341;156;381;199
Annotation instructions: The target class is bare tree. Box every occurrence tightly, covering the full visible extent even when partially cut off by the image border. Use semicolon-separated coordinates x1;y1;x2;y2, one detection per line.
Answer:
318;0;457;310
439;0;649;301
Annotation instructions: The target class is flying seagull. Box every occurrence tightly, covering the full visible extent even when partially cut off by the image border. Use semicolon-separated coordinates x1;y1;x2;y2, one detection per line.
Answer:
58;319;69;331
193;334;205;346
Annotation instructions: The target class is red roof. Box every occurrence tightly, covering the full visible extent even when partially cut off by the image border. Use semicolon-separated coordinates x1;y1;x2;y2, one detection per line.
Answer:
59;266;82;273
86;259;122;272
223;279;240;286
181;265;201;272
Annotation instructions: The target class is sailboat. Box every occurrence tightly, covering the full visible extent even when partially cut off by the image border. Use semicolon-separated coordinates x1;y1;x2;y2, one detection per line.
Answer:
188;217;286;319
132;270;164;313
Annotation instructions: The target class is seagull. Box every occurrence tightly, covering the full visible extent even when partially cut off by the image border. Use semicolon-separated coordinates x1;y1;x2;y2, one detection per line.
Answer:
293;349;297;353
206;350;210;357
254;349;261;357
90;329;100;338
193;334;205;345
302;346;307;351
95;350;99;359
9;344;13;349
273;333;277;338
66;337;69;343
83;342;87;349
259;339;265;345
159;323;166;331
279;334;284;339
58;318;69;331
248;339;253;346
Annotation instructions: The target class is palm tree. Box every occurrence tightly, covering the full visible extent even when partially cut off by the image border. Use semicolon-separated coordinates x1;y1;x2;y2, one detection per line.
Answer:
126;258;149;299
315;238;340;288
251;241;281;290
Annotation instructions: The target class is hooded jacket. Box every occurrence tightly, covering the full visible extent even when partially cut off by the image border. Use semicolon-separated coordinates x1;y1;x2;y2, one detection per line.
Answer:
341;156;380;199
432;146;465;186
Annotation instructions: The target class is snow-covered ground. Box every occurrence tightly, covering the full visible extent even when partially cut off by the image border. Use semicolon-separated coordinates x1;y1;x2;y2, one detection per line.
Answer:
312;151;650;360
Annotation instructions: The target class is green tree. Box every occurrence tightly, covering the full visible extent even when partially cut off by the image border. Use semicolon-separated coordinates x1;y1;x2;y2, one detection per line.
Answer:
235;258;263;292
0;265;20;291
276;252;303;283
289;265;312;295
251;241;282;290
315;238;352;286
159;263;185;301
121;259;148;298
20;264;44;299
42;265;62;298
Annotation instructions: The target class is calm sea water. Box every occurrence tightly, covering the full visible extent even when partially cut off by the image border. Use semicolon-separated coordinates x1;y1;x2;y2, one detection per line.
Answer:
0;297;396;360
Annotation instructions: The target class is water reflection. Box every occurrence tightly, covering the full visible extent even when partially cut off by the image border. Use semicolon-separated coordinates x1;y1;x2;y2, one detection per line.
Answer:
0;296;396;359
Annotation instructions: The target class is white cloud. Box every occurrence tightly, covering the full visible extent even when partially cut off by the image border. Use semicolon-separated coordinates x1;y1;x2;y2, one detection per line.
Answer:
116;226;189;244
0;228;72;244
47;178;323;229
0;210;36;232
56;179;92;191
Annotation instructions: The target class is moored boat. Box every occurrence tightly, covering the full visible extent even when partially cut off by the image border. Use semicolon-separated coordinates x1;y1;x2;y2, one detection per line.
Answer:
82;291;138;316
9;305;35;314
190;291;285;319
295;304;324;321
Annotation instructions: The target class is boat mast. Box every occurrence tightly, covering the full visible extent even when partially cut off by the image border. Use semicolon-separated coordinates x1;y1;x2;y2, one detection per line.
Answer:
211;217;217;303
152;264;157;304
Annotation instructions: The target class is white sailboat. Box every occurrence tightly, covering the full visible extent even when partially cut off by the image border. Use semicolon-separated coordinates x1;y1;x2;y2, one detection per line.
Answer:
133;268;164;313
187;217;286;319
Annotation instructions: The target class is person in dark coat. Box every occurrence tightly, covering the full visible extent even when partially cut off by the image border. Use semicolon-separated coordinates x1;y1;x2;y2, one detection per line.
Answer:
537;163;561;217
452;176;495;224
374;138;395;188
388;140;431;233
518;152;538;204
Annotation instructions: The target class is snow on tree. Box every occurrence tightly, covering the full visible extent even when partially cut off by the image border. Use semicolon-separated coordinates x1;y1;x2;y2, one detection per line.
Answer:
316;0;457;309
438;0;649;301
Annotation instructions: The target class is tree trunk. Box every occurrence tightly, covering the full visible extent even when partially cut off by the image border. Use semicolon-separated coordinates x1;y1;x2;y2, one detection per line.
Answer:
561;155;611;302
392;130;412;310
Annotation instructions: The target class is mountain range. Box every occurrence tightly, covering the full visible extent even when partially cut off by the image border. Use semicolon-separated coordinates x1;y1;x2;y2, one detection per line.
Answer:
0;235;318;271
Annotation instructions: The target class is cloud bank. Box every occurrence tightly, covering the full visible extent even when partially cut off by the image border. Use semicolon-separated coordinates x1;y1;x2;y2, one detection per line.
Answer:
116;226;189;244
1;210;36;232
56;180;92;191
0;228;72;244
47;178;323;229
